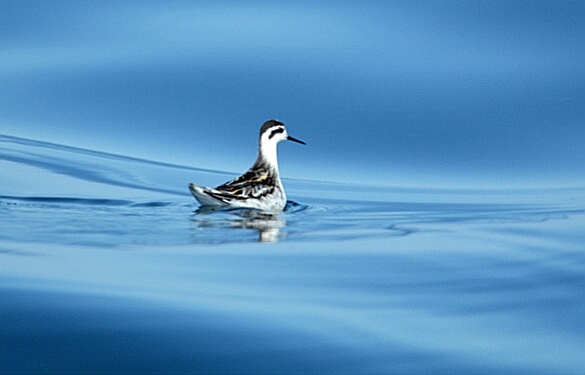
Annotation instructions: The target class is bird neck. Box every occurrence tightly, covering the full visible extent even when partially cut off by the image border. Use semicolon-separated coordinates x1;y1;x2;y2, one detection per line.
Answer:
255;141;280;175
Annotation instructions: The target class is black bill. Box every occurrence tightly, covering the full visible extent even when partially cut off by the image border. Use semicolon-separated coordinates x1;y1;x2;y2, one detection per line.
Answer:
287;135;306;145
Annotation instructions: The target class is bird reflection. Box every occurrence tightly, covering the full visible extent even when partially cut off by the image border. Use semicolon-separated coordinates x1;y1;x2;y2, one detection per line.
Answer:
232;210;284;242
192;206;285;242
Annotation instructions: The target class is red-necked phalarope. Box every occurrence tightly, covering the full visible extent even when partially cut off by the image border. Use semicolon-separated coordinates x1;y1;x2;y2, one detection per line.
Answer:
189;119;305;212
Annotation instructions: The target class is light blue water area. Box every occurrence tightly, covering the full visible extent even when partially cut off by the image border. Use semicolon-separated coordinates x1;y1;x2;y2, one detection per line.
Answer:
2;135;585;373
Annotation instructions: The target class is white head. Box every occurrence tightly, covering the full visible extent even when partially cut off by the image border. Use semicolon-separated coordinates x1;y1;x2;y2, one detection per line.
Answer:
257;119;305;170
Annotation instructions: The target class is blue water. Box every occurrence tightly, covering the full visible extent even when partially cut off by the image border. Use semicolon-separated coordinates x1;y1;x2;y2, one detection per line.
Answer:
2;135;585;373
2;1;585;373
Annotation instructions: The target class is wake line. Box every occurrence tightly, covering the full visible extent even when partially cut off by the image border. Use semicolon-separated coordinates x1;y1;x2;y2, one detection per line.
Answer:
1;134;232;175
2;153;187;197
1;195;174;208
1;134;237;197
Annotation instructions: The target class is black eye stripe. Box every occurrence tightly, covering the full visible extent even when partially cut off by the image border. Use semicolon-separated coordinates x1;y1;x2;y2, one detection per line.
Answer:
269;127;284;139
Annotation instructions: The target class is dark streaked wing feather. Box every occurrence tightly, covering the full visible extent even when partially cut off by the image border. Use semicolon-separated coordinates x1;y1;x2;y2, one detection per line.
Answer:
215;166;276;201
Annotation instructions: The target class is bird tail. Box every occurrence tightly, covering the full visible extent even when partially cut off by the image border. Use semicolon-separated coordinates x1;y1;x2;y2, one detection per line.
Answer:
189;183;226;206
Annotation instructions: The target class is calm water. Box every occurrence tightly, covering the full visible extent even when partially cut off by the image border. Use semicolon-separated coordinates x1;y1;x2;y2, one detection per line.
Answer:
2;1;585;373
2;135;585;373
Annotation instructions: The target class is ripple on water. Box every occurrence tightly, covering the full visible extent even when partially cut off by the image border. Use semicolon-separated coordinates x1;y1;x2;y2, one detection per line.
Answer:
2;135;585;373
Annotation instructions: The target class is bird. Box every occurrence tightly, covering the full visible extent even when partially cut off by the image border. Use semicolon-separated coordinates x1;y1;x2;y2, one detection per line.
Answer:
189;119;305;212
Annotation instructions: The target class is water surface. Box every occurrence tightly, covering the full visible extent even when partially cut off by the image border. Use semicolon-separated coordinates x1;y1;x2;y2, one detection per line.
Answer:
2;136;585;373
2;2;585;372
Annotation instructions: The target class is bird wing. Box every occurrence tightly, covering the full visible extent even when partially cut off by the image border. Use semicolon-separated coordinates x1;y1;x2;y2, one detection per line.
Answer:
215;168;276;200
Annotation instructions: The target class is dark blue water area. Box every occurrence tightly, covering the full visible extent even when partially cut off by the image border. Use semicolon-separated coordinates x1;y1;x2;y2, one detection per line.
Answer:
2;135;585;373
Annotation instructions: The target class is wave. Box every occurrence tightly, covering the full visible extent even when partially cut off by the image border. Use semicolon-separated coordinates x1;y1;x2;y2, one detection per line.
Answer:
1;134;233;198
0;195;176;208
3;134;585;246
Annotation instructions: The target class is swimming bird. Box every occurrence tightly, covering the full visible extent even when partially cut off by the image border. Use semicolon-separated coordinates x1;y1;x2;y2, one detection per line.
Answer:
189;119;305;212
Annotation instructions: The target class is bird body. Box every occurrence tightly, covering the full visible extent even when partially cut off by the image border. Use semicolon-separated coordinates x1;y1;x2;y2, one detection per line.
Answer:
189;120;305;212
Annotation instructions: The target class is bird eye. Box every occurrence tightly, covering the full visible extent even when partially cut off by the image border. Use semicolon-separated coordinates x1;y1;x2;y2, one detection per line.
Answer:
269;127;285;139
